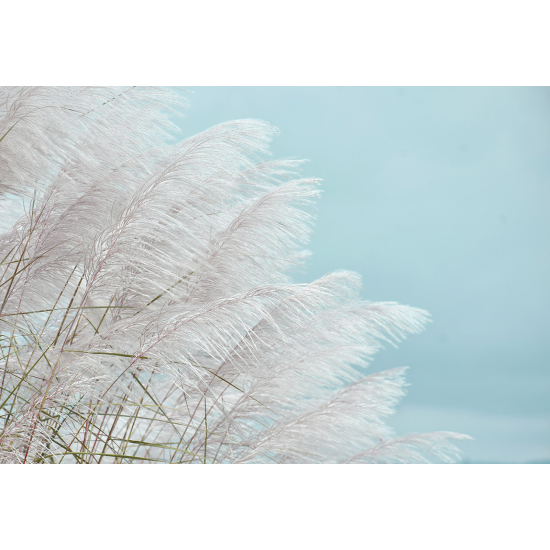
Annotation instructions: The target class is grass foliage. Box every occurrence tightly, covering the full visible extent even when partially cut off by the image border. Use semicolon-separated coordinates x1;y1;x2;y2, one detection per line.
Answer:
0;87;470;463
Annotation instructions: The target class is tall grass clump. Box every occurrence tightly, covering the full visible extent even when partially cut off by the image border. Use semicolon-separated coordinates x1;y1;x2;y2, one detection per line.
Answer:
0;87;470;463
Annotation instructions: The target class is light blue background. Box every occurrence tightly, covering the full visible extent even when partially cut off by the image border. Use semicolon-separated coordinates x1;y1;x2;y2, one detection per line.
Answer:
173;87;550;463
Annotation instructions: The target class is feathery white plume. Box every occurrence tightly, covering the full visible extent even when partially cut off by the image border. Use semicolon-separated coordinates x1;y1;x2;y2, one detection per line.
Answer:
0;87;470;463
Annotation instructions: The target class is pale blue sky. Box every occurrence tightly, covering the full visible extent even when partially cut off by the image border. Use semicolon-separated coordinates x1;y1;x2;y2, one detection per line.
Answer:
173;87;550;463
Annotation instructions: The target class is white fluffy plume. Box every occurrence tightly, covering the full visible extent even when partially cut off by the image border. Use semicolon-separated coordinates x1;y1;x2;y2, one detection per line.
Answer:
0;87;470;463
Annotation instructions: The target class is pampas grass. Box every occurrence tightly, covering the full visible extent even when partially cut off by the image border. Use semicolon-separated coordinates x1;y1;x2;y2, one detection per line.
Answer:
0;86;470;463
